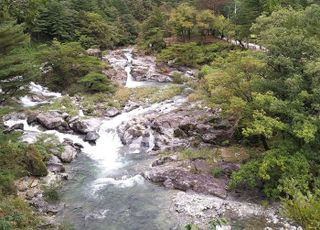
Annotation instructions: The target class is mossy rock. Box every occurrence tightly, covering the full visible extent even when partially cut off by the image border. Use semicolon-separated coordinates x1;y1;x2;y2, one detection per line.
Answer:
25;146;48;177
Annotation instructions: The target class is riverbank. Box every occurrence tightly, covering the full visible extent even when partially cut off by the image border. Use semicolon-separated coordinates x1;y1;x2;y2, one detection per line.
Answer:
2;47;300;230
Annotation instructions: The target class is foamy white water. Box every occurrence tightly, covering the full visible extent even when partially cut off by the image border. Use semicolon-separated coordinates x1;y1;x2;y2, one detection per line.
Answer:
20;82;62;107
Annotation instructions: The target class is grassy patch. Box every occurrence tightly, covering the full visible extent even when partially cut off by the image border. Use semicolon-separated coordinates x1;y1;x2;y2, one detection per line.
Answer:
43;184;61;203
0;195;41;229
180;148;219;163
81;85;182;116
211;168;224;178
39;96;78;116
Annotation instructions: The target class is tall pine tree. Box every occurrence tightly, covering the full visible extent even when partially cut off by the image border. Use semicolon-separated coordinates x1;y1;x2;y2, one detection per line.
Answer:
0;20;31;104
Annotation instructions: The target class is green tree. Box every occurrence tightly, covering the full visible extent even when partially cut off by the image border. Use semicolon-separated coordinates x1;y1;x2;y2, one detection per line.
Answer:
37;41;104;91
196;10;216;42
32;0;76;41
169;3;197;41
80;72;114;93
77;12;122;49
0;20;31;104
139;7;167;52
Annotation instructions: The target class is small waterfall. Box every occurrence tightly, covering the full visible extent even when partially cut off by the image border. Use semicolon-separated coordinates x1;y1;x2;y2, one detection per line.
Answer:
20;82;62;107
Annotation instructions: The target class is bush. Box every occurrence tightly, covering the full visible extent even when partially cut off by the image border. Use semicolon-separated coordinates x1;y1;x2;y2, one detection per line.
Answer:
80;72;115;93
157;42;203;67
33;134;64;161
43;184;60;203
40;96;78;116
0;195;39;229
211;168;224;178
170;72;186;84
37;41;104;92
229;148;311;199
281;187;320;229
0;141;49;194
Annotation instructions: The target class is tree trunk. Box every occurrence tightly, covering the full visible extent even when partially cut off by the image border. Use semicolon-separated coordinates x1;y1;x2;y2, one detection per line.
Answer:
260;135;269;151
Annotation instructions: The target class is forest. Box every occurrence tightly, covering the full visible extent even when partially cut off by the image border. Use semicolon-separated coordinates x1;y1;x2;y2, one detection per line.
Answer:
1;0;320;229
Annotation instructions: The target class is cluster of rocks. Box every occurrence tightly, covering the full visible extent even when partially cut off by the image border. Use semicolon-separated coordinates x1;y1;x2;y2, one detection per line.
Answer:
102;48;198;85
117;106;236;154
173;191;301;230
27;111;101;144
102;49;129;85
131;55;172;83
15;173;63;216
143;155;228;199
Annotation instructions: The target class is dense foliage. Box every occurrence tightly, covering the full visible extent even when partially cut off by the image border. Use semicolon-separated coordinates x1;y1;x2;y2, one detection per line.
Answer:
1;0;320;228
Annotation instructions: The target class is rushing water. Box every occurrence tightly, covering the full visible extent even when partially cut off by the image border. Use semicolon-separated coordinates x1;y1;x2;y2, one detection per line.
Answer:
56;50;185;229
3;49;184;229
4;49;290;230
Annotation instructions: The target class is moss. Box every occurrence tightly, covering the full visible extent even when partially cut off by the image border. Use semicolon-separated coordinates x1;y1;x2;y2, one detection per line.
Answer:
33;134;64;161
25;146;48;177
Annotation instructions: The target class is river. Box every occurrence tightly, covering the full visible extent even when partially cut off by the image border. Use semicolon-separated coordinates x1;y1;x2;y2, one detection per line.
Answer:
4;48;298;230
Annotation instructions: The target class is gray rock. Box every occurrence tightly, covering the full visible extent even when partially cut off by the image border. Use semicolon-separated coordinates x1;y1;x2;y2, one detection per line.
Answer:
69;120;89;134
46;155;65;173
60;144;77;163
3;112;26;121
4;123;24;133
27;112;38;124
218;162;240;176
124;101;140;112
86;48;102;58
144;166;227;198
35;112;68;130
105;107;121;117
84;131;100;143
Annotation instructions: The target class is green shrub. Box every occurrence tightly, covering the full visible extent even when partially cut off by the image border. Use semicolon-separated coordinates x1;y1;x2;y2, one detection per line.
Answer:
80;72;115;93
40;96;78;116
211;168;224;178
170;72;186;84
157;42;203;67
229;160;261;190
229;148;311;199
281;187;320;229
43;184;60;203
33;134;64;160
208;218;227;230
0;195;39;229
0;141;49;194
0;174;16;195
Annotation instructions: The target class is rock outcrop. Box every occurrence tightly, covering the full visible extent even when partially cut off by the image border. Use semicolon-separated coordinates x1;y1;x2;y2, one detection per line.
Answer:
143;157;228;199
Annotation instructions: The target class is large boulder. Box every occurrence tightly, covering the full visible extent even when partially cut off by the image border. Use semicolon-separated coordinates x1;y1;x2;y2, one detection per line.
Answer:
144;166;227;198
105;107;121;118
46;155;65;173
60;141;78;163
84;131;100;143
35;112;69;130
86;48;102;58
69;120;89;134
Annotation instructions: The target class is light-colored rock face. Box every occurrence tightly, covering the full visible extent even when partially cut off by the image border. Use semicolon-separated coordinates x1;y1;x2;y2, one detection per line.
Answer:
105;107;121;117
86;48;102;57
173;191;299;230
46;155;65;173
60;144;77;163
36;112;68;130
